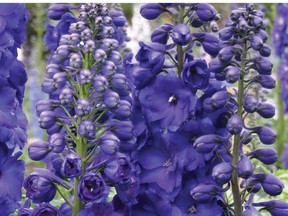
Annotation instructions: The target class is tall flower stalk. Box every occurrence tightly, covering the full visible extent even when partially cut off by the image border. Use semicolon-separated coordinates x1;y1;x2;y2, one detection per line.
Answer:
22;3;137;215
210;4;283;215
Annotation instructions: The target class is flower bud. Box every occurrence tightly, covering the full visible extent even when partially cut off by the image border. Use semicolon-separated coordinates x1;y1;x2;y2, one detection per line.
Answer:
109;51;122;65
248;148;278;165
75;98;91;116
237;154;253;179
254;75;276;89
140;4;165;20
102;60;116;77
100;131;120;155
254;56;273;75
192;32;220;56
32;203;62;216
50;133;65;153
78;120;95;140
46;123;62;135
212;162;233;184
94;49;107;62
79;69;92;85
103;90;120;109
227;114;243;134
219;27;234;41
250;15;263;27
39;111;57;129
78;173;105;202
110;74;130;96
110;10;126;27
59;87;74;105
253;200;288;215
24;174;56;203
46;64;61;78
250;35;263;50
61;153;82;178
42;78;55;93
230;9;242;21
81;28;92;41
193;134;226;154
112;100;132;120
256;29;268;43
28;140;51;161
256;103;275;118
244;95;258;113
256;126;276;145
259;44;271;57
170;23;192;46
52;72;66;89
225;66;240;83
70;53;82;68
190;184;219;203
218;46;234;62
194;3;217;21
36;99;58;116
93;75;109;92
211;90;229;109
151;24;173;44
110;121;134;141
253;173;284;196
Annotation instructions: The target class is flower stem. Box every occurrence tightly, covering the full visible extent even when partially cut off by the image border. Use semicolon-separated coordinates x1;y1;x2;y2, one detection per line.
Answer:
231;42;247;216
276;78;285;167
72;137;88;216
177;6;185;77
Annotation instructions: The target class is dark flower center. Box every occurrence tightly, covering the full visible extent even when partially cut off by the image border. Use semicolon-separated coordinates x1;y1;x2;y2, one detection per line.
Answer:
190;68;197;75
163;159;172;167
168;95;177;104
188;205;196;214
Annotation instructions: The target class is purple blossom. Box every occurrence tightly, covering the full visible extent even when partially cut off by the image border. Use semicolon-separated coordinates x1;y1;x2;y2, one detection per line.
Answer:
138;74;197;130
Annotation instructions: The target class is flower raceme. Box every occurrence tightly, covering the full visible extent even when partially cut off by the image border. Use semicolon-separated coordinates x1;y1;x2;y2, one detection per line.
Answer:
23;3;137;215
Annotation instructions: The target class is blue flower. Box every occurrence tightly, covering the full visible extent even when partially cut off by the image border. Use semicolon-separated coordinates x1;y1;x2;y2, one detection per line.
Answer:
182;59;210;92
0;150;24;212
138;74;197;130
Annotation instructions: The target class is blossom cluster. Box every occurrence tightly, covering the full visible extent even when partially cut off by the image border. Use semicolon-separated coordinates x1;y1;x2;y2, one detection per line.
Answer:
0;3;29;215
126;3;287;216
126;3;234;215
21;3;137;215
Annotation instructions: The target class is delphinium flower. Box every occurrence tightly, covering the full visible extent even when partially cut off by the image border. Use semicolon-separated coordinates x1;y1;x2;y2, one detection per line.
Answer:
0;3;29;215
195;4;283;215
22;3;136;215
124;3;238;215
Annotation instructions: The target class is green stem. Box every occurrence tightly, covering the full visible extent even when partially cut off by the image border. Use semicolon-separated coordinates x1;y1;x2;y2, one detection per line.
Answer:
176;6;185;77
276;78;285;167
231;42;247;216
72;137;88;216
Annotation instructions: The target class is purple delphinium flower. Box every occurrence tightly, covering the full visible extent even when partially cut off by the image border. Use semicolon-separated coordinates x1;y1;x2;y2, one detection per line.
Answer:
0;3;28;214
138;74;197;131
78;173;106;203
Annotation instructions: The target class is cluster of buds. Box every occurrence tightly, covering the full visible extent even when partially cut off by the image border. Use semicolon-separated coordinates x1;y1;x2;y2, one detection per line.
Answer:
21;3;137;215
194;4;283;215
